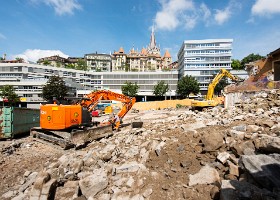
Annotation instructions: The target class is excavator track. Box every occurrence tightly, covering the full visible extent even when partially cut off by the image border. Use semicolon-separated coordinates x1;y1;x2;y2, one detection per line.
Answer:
30;125;114;149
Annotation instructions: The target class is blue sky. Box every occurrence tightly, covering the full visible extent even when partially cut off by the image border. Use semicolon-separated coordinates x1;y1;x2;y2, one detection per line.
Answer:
1;0;280;62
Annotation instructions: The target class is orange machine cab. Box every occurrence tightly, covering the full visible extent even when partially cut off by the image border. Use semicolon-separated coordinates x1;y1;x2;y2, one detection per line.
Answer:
40;104;91;130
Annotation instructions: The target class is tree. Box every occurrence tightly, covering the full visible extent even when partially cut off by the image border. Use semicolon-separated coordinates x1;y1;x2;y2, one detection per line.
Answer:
65;63;76;69
121;81;139;97
0;85;20;106
43;60;51;66
153;81;169;98
231;59;242;70
176;75;200;98
241;53;265;69
76;59;87;71
42;76;68;101
214;77;229;95
15;57;24;62
125;64;130;72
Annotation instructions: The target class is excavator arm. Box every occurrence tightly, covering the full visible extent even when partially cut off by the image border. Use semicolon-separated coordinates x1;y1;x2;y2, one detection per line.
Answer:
78;90;136;129
206;69;239;100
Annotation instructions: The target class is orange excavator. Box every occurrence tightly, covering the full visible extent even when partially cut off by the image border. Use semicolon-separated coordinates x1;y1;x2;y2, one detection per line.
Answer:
31;90;136;149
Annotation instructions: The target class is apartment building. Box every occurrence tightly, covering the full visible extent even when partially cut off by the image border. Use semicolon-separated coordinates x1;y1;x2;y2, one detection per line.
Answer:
0;63;178;108
85;53;111;72
178;39;233;93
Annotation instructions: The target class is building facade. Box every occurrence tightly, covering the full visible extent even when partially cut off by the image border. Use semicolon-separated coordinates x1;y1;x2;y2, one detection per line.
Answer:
0;63;178;108
112;28;172;72
84;53;112;72
178;39;233;93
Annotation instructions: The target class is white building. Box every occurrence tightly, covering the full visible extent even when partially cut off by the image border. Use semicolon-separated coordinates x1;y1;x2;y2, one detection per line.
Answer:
0;63;178;108
178;39;233;93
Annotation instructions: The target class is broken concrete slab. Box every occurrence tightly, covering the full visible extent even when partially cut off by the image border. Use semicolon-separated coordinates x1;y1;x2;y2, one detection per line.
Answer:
189;165;220;186
79;168;108;198
220;180;276;200
240;154;280;191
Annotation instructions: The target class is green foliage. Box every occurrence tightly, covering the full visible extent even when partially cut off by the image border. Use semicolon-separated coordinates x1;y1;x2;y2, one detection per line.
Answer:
121;81;139;97
162;67;171;71
42;60;51;66
76;59;87;71
0;85;20;105
231;59;242;70
15;57;24;62
65;63;76;69
125;64;130;72
153;81;169;97
56;62;62;68
42;76;68;101
241;53;265;69
176;75;200;98
176;104;183;108
214;77;229;95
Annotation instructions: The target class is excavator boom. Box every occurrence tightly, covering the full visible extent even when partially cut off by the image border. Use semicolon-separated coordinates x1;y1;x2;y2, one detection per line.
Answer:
191;68;242;110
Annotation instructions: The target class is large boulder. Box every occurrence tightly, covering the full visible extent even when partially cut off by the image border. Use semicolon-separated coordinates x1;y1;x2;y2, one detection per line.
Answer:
240;154;280;191
79;168;108;198
220;180;276;200
189;165;220;186
254;135;280;153
201;131;224;152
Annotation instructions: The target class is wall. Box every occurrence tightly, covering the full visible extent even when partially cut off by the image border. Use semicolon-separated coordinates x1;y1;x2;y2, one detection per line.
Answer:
132;99;193;111
224;91;255;109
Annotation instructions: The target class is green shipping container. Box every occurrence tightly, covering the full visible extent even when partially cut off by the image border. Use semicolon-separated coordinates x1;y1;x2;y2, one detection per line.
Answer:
0;107;40;138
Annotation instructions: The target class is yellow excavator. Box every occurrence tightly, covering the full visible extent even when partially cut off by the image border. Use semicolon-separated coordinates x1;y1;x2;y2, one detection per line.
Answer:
191;68;242;110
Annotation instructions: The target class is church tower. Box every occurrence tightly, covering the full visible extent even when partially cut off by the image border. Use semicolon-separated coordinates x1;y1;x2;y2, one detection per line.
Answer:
147;26;160;55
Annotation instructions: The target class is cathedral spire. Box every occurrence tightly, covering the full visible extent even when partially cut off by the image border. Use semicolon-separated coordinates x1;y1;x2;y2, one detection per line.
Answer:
149;26;156;49
147;26;160;55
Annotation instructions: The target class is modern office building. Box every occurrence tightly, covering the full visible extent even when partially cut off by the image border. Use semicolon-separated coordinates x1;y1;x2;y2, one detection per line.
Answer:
0;63;178;108
178;39;233;93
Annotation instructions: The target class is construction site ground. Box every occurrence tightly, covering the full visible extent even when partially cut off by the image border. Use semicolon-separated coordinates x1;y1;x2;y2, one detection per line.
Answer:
1;94;280;200
0;100;187;194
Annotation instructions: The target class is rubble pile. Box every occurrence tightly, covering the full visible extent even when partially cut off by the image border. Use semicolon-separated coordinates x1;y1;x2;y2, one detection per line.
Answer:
2;89;280;200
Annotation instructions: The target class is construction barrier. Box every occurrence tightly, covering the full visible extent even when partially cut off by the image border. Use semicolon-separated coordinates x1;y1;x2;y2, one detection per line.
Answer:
132;99;193;111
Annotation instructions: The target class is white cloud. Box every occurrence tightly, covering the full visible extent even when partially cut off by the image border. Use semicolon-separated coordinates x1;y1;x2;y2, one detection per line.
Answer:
214;8;231;25
155;0;194;31
252;0;280;16
0;33;7;40
184;15;197;30
30;0;82;15
200;3;211;26
214;0;241;25
12;49;69;62
154;0;241;31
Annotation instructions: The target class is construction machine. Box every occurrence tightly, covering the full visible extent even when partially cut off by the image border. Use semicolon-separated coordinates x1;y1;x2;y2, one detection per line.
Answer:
30;90;136;149
191;69;242;110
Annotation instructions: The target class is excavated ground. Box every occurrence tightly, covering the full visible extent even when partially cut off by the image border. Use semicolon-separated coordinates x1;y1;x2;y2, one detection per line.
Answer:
0;137;63;197
0;106;272;200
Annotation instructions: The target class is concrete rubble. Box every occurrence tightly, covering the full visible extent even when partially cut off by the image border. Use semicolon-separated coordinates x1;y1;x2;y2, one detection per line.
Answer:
2;89;280;199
